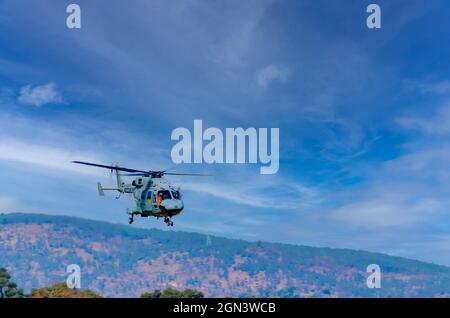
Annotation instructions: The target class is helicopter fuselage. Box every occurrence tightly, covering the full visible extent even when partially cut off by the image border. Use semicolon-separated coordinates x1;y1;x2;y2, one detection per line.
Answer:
72;160;207;227
129;177;184;217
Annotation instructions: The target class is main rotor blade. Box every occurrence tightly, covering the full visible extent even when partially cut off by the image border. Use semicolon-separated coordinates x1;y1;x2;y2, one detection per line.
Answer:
72;161;211;177
160;164;212;176
164;172;212;176
72;161;151;174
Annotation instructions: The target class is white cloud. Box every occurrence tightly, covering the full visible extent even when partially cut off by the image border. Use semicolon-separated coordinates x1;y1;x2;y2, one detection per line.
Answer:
332;197;440;229
183;181;269;208
328;141;450;231
183;175;320;210
384;146;450;179
18;82;63;107
255;65;289;88
205;0;274;68
420;80;450;95
0;138;102;176
396;105;450;135
0;196;24;213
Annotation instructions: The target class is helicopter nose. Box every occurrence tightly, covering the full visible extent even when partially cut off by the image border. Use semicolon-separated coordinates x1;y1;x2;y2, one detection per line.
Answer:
161;199;184;212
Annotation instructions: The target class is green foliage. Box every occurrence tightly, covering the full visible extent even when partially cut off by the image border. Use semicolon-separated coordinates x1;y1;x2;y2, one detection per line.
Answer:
28;282;102;298
141;288;204;298
0;267;24;298
182;288;204;298
141;289;162;298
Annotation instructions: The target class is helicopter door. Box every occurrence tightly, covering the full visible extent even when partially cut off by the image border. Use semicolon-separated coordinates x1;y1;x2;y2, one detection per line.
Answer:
152;192;158;209
146;192;152;201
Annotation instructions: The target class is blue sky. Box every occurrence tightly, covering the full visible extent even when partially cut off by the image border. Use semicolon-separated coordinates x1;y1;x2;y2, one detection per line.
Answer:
1;0;450;265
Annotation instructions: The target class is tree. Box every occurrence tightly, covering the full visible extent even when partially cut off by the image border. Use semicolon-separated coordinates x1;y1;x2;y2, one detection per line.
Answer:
28;282;102;298
140;289;162;298
0;268;24;298
161;288;184;298
182;289;204;298
141;288;204;298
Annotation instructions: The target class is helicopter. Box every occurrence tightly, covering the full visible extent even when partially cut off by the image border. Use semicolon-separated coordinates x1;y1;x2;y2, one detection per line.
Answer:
72;161;210;227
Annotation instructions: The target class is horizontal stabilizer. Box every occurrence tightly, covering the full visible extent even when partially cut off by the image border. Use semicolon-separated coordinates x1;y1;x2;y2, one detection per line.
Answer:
97;182;105;196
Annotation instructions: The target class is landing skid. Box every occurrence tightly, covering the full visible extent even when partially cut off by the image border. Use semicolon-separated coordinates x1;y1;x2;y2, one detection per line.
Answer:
164;216;174;227
127;211;174;227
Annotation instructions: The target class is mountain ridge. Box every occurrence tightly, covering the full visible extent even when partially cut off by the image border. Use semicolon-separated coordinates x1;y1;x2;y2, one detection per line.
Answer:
1;213;449;297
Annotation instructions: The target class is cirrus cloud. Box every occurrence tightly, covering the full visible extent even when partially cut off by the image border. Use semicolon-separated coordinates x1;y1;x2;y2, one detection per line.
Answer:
255;65;290;88
18;82;63;107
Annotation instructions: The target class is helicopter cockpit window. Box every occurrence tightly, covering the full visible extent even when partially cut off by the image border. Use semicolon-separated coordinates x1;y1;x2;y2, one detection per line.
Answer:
157;190;172;200
171;191;180;199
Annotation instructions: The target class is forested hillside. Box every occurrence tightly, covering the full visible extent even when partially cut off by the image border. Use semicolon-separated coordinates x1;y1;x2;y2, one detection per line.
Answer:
1;213;449;297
